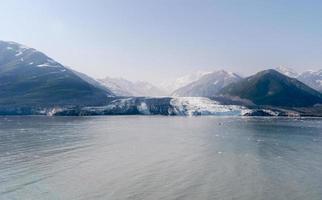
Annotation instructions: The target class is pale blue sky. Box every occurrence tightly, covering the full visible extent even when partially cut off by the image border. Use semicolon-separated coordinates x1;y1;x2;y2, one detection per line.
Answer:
1;0;322;84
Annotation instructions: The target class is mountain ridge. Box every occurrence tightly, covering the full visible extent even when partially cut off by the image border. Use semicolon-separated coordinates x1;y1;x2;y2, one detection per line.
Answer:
0;40;114;106
172;70;242;97
98;77;167;97
220;69;322;107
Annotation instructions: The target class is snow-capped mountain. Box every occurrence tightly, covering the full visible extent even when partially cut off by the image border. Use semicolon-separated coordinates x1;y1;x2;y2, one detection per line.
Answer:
98;77;167;97
0;41;114;106
161;71;211;93
275;67;322;92
275;66;299;78
297;70;322;92
172;70;242;97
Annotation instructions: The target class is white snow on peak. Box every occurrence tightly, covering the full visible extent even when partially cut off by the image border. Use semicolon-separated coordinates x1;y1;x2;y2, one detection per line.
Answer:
297;69;322;92
275;67;299;78
228;71;237;77
3;41;35;58
171;69;242;97
3;41;39;59
7;41;30;50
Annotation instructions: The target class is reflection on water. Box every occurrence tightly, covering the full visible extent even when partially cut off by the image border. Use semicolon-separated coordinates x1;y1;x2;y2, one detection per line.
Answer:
0;116;322;200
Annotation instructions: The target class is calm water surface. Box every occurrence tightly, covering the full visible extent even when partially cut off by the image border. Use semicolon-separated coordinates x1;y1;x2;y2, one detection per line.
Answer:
0;116;322;200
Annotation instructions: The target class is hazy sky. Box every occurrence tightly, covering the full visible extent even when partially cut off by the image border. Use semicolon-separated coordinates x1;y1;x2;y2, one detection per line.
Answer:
1;0;322;84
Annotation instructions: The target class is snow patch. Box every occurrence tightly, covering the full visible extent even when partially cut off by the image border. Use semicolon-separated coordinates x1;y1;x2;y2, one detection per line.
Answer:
7;42;30;50
37;62;60;68
37;63;51;67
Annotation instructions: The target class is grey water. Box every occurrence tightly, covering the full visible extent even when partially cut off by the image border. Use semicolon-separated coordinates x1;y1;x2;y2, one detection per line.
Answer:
0;116;322;200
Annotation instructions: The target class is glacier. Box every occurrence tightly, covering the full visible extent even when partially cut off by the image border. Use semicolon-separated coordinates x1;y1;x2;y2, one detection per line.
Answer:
169;97;248;116
52;97;252;116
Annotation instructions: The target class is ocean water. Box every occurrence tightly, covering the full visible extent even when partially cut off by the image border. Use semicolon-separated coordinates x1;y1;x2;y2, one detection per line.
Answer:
0;116;322;200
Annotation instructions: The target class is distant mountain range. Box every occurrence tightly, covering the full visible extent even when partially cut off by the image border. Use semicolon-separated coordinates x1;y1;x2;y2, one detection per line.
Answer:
172;70;242;97
170;67;322;98
98;77;167;97
0;40;321;115
0;41;114;106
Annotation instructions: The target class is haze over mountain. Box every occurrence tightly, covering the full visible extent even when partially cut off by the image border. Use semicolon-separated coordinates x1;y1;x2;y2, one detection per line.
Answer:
0;41;114;106
275;66;322;92
161;71;211;93
275;67;299;78
297;70;322;92
98;77;167;97
172;70;242;97
220;69;322;107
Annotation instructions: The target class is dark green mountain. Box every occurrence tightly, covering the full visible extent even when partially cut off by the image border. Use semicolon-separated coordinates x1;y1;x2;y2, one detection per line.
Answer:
220;69;322;107
0;41;114;106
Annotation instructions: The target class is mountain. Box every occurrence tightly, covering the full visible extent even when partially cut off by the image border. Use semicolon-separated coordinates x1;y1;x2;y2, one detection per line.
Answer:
161;71;210;93
0;41;114;106
220;69;322;107
98;77;167;97
275;67;322;92
297;70;322;92
172;70;242;97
